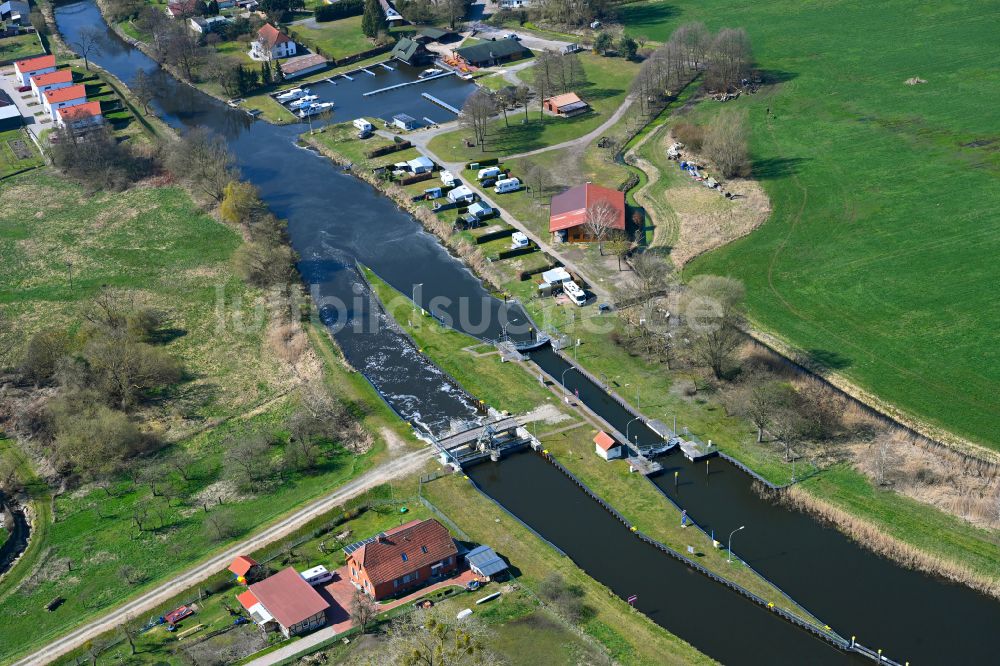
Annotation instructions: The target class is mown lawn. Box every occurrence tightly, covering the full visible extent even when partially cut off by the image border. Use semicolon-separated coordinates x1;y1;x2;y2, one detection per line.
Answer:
0;128;43;179
289;15;374;62
618;0;1000;448
428;52;639;162
0;33;44;63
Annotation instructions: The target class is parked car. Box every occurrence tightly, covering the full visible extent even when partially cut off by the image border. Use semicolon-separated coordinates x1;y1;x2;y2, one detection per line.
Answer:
505;33;520;40
16;85;31;92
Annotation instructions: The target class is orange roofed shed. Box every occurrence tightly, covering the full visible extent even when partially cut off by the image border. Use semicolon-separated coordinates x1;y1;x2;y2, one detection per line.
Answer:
229;555;258;577
594;431;622;460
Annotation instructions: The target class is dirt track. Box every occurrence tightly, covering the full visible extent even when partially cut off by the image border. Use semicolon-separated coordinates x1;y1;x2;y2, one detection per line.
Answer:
12;447;435;666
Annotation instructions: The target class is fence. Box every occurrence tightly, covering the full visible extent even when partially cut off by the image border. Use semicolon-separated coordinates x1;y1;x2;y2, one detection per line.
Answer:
475;227;515;244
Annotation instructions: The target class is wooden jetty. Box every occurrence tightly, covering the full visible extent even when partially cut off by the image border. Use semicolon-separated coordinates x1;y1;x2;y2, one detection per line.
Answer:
362;71;454;97
422;92;461;114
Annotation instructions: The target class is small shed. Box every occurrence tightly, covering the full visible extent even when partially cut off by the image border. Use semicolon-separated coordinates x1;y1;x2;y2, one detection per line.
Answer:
0;105;23;132
544;93;590;117
228;555;259;583
392;113;418;131
468;201;492;218
464;545;508;580
594;431;622;461
407;155;435;173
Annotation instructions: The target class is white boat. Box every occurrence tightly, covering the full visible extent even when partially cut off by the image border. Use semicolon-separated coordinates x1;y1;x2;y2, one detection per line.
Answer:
298;102;335;118
288;95;319;110
276;87;309;103
419;68;442;79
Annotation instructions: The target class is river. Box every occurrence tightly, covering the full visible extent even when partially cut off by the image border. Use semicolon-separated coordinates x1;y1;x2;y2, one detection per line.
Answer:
52;3;1000;664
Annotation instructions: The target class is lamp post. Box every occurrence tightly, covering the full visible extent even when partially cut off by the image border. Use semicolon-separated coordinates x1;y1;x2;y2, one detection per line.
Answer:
626;416;642;444
727;525;745;563
561;366;576;388
412;283;423;313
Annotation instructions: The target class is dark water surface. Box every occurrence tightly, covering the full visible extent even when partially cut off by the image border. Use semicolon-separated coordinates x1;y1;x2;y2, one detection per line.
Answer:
54;3;1000;664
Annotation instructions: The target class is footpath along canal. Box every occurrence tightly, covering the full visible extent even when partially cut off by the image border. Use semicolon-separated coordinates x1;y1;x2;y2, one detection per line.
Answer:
51;3;1000;664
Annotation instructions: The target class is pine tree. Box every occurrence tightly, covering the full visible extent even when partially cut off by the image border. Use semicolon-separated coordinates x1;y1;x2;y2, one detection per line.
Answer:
361;0;383;39
260;61;271;86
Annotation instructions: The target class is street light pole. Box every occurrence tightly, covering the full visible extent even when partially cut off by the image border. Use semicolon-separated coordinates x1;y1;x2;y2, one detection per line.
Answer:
412;283;423;313
626;416;642;444
727;525;745;563
561;366;576;387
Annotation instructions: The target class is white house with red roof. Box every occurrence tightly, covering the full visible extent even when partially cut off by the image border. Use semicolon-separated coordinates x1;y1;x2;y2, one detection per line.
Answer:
43;84;87;120
251;23;296;61
14;54;56;86
30;69;73;103
55;101;103;129
237;567;329;638
594;431;623;461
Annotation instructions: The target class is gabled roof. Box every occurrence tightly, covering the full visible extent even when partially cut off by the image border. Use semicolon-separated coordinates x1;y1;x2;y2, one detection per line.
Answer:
58;101;102;121
44;84;87;104
31;70;73;87
391;37;425;63
348;519;456;586
417;27;451;41
258;23;293;47
465;545;508;576
281;53;328;75
594;431;618;452
228;555;258;577
166;0;199;16
456;39;531;64
547;92;584;109
246;567;329;628
236;589;259;609
549;183;626;233
15;55;56;73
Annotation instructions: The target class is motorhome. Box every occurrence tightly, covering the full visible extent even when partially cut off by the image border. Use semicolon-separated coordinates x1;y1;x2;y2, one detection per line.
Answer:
511;231;529;249
353;118;374;132
477;166;502;181
494;177;521;193
564;280;587;306
300;565;334;586
440;170;457;186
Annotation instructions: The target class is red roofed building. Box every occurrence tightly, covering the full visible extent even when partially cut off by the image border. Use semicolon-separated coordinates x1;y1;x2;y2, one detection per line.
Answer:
228;555;260;582
236;567;329;637
43;84;87;120
251;23;296;61
14;54;56;86
594;431;623;461
30;69;73;103
165;0;200;19
55;101;103;129
549;182;626;243
345;518;458;600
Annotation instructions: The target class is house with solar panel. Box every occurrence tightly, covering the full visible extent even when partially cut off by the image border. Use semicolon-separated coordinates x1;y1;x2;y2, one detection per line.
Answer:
464;545;509;581
344;518;458;600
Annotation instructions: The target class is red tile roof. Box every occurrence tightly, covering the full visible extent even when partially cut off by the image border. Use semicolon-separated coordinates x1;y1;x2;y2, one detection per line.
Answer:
549;183;626;233
258;23;293;47
281;53;328;75
594;431;617;452
546;92;584;109
44;84;86;105
351;519;456;586
166;0;199;16
58;101;102;121
31;70;73;87
15;55;55;73
247;567;329;629
237;589;259;610
229;555;258;577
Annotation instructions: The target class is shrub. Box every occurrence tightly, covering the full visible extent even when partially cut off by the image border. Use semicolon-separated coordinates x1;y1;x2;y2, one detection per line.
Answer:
673;122;704;151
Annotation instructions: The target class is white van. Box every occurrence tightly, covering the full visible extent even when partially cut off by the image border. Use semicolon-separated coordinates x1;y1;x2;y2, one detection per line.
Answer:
511;231;529;249
494;177;521;194
477;166;502;181
353;118;373;132
563;280;587;306
440;170;456;186
300;565;333;586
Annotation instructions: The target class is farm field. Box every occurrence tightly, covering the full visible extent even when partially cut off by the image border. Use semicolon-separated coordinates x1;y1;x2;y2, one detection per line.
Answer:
616;0;1000;448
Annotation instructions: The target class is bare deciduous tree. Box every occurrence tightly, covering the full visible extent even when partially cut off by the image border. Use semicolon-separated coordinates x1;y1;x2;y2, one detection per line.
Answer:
683;275;745;379
350;587;378;634
459;89;497;151
164;127;237;202
583;198;619;254
730;372;791;442
704;107;750;179
706;27;752;91
132;68;155;115
74;27;104;71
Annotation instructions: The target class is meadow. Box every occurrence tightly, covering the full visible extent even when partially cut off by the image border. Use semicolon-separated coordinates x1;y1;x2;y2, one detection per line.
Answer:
613;0;1000;449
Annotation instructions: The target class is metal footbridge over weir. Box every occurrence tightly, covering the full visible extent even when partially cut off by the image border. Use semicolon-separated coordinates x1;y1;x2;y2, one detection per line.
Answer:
426;416;541;469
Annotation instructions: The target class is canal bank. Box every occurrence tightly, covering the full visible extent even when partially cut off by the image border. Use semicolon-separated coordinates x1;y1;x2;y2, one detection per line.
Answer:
48;4;1000;665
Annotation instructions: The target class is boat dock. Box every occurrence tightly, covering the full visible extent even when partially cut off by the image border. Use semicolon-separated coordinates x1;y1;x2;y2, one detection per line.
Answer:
340;73;354;81
627;455;663;475
363;71;455;96
361;68;376;76
379;62;394;71
422;92;461;114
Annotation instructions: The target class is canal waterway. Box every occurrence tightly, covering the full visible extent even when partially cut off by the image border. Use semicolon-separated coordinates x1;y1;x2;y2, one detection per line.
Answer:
53;3;1000;663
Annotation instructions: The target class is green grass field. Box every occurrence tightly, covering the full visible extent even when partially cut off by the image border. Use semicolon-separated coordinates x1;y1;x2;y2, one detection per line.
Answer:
616;0;1000;448
428;53;640;162
0;33;44;63
0;128;43;179
290;15;374;62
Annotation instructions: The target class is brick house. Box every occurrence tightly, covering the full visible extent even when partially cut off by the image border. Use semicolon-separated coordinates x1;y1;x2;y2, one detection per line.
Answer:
344;519;458;601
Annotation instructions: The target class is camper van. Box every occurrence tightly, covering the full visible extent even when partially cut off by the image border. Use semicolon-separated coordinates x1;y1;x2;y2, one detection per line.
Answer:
300;565;334;586
494;177;521;194
477;166;502;181
440;170;456;186
353;118;373;133
511;231;529;249
563;280;587;306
